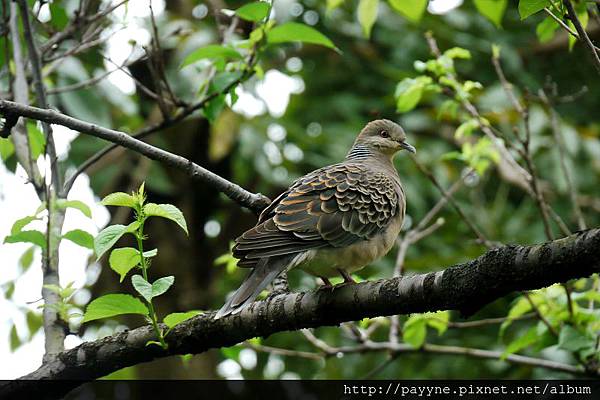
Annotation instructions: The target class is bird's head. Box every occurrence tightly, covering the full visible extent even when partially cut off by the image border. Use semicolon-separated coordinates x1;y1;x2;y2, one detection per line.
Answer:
354;119;416;157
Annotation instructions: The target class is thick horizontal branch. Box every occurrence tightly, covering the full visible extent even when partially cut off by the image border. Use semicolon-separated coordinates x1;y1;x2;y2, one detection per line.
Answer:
0;100;270;213
4;229;600;398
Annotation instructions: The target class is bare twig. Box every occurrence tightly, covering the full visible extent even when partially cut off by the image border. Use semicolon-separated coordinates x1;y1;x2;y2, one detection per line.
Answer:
563;0;600;74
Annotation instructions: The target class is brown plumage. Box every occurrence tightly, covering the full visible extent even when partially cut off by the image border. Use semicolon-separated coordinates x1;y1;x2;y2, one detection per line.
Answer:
215;119;415;319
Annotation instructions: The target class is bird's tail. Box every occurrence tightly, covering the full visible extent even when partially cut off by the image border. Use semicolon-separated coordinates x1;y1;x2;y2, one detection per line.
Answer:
214;255;293;319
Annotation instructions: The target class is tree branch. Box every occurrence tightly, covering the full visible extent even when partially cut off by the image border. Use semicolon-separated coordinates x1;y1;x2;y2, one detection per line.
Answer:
0;99;270;213
563;0;600;74
3;228;599;397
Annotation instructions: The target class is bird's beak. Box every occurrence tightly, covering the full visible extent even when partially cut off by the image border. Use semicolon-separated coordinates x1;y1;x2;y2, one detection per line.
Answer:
400;141;416;154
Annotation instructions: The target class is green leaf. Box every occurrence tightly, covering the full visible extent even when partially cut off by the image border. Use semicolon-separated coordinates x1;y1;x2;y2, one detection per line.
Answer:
26;122;45;159
56;199;92;218
558;325;595;352
11;215;39;235
202;94;227;123
535;16;559;43
4;230;46;249
425;311;449;335
49;3;68;29
82;293;149;323
10;324;20;352
267;22;339;52
502;326;538;359
388;0;428;23
101;192;138;208
395;77;431;113
152;276;175;298
131;274;153;302
403;316;427;348
132;275;174;302
62;229;94;249
94;221;140;260
181;45;243;68
568;5;588;51
109;247;141;282
518;0;548;20
358;0;379;38
19;246;35;272
143;203;188;235
0;137;15;160
327;0;345;10
474;0;507;28
164;311;201;329
235;2;270;22
143;248;158;258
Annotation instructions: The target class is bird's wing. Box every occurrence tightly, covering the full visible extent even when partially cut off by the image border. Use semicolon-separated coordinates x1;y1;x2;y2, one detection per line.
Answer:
233;163;402;268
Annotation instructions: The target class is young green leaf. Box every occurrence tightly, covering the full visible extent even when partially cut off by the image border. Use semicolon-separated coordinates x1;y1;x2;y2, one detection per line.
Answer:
235;2;270;22
26;122;45;159
536;17;559;43
267;22;339;52
327;0;345;11
358;0;379;38
19;246;35;272
163;311;202;329
101;192;138;208
56;199;92;218
109;247;141;282
181;45;243;69
82;293;149;323
501;326;538;359
0;137;15;160
11;216;39;235
518;0;548;20
558;326;595;352
94;221;140;260
395;77;432;113
62;229;94;249
388;0;428;23
4;230;46;249
403;316;427;348
143;203;188;235
132;274;153;302
474;0;507;28
152;276;175;298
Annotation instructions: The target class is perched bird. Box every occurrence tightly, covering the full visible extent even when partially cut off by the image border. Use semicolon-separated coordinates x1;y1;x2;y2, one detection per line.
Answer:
215;119;415;319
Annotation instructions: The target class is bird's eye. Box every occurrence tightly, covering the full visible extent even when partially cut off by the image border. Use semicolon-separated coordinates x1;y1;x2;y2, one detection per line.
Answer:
380;130;389;138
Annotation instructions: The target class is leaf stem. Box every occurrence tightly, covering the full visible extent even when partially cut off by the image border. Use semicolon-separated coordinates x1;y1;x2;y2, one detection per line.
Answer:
135;219;167;349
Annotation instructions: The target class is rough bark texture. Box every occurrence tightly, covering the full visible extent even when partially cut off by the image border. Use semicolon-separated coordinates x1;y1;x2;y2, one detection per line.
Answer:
2;228;600;398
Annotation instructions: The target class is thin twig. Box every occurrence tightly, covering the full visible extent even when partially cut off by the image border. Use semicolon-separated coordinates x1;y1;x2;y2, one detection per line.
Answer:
563;0;600;74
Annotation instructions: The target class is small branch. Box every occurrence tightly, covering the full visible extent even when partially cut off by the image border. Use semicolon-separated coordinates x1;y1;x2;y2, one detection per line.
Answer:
0;100;270;213
563;0;600;74
447;313;536;328
245;341;323;360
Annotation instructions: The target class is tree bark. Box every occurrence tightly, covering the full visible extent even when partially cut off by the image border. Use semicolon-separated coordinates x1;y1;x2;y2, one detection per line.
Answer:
3;228;599;398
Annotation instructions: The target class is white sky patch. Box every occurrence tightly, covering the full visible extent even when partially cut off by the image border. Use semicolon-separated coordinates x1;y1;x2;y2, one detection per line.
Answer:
428;0;463;14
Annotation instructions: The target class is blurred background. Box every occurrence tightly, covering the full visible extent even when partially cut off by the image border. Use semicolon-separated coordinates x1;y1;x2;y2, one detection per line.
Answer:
1;0;599;380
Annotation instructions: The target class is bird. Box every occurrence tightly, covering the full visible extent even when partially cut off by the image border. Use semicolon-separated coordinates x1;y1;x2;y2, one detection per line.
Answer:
215;119;415;319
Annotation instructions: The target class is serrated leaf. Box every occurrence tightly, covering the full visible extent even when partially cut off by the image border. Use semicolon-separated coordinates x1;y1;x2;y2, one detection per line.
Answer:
4;230;46;249
235;2;270;22
518;0;548;20
19;246;35;272
358;0;379;38
267;22;339;52
181;45;243;68
388;0;427;23
82;293;148;323
11;215;39;235
101;192;138;208
403;316;427;348
63;229;94;249
56;199;92;218
109;247;141;282
131;274;153;302
143;203;188;235
164;311;201;329
474;0;507;28
94;221;139;260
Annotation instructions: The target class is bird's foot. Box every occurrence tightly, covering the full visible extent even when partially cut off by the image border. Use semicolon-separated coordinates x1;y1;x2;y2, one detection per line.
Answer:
318;276;335;291
337;268;356;285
